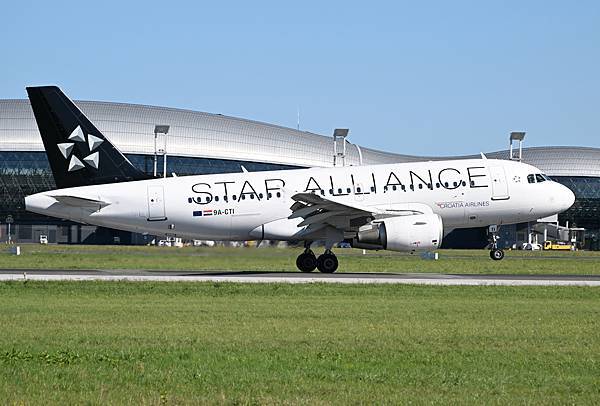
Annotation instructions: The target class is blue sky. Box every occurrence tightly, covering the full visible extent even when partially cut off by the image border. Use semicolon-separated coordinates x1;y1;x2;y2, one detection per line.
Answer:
1;1;599;156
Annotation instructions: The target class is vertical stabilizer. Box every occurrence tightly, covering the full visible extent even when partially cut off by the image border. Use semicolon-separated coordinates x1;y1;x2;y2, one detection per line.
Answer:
26;86;150;189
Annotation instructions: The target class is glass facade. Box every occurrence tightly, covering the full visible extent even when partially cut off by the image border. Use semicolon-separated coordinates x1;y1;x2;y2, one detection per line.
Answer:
554;176;600;230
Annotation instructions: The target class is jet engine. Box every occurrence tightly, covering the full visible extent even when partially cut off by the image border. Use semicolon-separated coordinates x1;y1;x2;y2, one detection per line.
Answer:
352;214;443;252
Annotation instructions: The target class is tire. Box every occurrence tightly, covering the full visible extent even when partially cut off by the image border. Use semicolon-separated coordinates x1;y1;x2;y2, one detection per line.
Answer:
296;252;317;272
490;249;505;261
317;253;338;273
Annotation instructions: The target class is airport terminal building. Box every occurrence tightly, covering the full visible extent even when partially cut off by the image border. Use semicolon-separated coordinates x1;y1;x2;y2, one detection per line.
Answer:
1;99;599;248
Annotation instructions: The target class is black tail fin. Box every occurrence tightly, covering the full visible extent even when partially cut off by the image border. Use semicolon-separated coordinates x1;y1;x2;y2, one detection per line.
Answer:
26;86;151;189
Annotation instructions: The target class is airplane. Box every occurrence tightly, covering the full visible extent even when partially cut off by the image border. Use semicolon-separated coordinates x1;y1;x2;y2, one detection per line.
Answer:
24;86;576;273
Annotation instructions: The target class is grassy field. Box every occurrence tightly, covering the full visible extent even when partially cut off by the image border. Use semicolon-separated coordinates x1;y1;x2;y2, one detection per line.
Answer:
0;281;599;404
1;244;600;274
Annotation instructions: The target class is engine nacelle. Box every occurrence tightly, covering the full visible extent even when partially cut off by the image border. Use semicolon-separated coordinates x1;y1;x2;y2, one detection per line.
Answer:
352;214;443;252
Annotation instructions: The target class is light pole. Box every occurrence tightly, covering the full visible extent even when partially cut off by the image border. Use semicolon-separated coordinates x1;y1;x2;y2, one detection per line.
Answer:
153;125;170;177
5;215;13;244
332;128;349;167
509;132;526;161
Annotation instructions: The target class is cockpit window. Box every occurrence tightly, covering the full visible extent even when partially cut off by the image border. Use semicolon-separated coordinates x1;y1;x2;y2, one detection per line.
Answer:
535;174;546;183
542;174;552;181
527;174;535;184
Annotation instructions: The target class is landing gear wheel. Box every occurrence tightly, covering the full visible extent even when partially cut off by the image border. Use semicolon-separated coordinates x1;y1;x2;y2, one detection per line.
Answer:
296;251;317;272
317;252;338;273
490;249;505;261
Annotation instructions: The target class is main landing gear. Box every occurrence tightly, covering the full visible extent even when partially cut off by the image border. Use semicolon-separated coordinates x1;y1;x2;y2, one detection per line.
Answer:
488;225;505;261
296;247;339;273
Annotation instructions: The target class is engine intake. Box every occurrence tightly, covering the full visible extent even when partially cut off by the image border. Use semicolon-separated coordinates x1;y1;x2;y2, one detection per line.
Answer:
352;214;443;252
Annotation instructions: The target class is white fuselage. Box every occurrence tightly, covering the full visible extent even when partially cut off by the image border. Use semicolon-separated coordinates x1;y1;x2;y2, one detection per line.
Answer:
25;158;575;244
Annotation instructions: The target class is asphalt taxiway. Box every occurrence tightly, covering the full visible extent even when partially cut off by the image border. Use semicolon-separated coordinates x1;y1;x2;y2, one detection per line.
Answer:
1;269;600;286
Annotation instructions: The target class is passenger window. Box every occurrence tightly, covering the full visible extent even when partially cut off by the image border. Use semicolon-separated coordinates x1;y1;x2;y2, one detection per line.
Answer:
527;174;535;184
535;174;545;183
392;185;397;191
356;187;361;193
276;192;281;198
214;196;219;202
418;184;423;189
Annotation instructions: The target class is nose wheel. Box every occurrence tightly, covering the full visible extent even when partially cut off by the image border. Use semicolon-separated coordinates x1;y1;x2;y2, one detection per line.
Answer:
490;249;505;261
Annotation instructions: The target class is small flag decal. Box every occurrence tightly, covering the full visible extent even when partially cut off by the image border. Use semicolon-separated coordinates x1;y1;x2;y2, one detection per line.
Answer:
193;211;203;217
203;209;213;216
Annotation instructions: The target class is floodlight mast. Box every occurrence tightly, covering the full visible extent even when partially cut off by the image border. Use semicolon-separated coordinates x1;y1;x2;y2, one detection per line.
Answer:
333;128;349;167
509;131;526;161
153;125;170;177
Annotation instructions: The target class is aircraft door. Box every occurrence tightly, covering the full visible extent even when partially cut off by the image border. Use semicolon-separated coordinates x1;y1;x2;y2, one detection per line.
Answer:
147;185;167;221
489;166;509;200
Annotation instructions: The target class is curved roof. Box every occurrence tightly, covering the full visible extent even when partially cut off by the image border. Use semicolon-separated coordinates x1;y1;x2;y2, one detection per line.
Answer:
1;99;599;177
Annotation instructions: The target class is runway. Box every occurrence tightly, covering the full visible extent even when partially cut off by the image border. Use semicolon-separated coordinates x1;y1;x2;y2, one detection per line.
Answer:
1;269;600;286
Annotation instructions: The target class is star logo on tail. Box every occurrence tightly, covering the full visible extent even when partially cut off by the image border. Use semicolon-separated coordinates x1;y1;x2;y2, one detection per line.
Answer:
58;125;104;172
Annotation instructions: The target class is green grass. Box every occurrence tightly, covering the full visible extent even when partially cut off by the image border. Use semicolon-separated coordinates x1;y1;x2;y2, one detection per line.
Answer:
0;281;599;404
1;244;600;274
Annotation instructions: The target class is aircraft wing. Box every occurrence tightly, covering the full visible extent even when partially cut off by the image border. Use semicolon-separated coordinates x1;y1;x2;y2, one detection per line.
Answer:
289;192;429;236
51;195;111;209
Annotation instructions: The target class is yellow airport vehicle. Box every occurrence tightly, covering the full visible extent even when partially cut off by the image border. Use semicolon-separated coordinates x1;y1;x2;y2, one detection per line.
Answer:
543;241;575;251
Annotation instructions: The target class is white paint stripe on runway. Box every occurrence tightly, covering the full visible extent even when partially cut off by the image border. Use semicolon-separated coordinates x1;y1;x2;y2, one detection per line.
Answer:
1;273;600;286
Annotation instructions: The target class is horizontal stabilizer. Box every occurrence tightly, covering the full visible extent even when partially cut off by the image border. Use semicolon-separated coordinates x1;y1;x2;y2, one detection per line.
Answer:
51;195;111;208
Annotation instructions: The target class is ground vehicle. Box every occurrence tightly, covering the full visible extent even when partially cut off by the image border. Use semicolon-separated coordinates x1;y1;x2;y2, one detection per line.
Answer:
522;242;542;250
543;241;574;250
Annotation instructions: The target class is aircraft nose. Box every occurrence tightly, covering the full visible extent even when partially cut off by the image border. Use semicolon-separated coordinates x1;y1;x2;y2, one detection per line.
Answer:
555;183;575;212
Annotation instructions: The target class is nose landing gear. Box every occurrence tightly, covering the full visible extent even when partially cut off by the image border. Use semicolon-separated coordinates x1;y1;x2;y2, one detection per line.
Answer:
488;224;505;261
